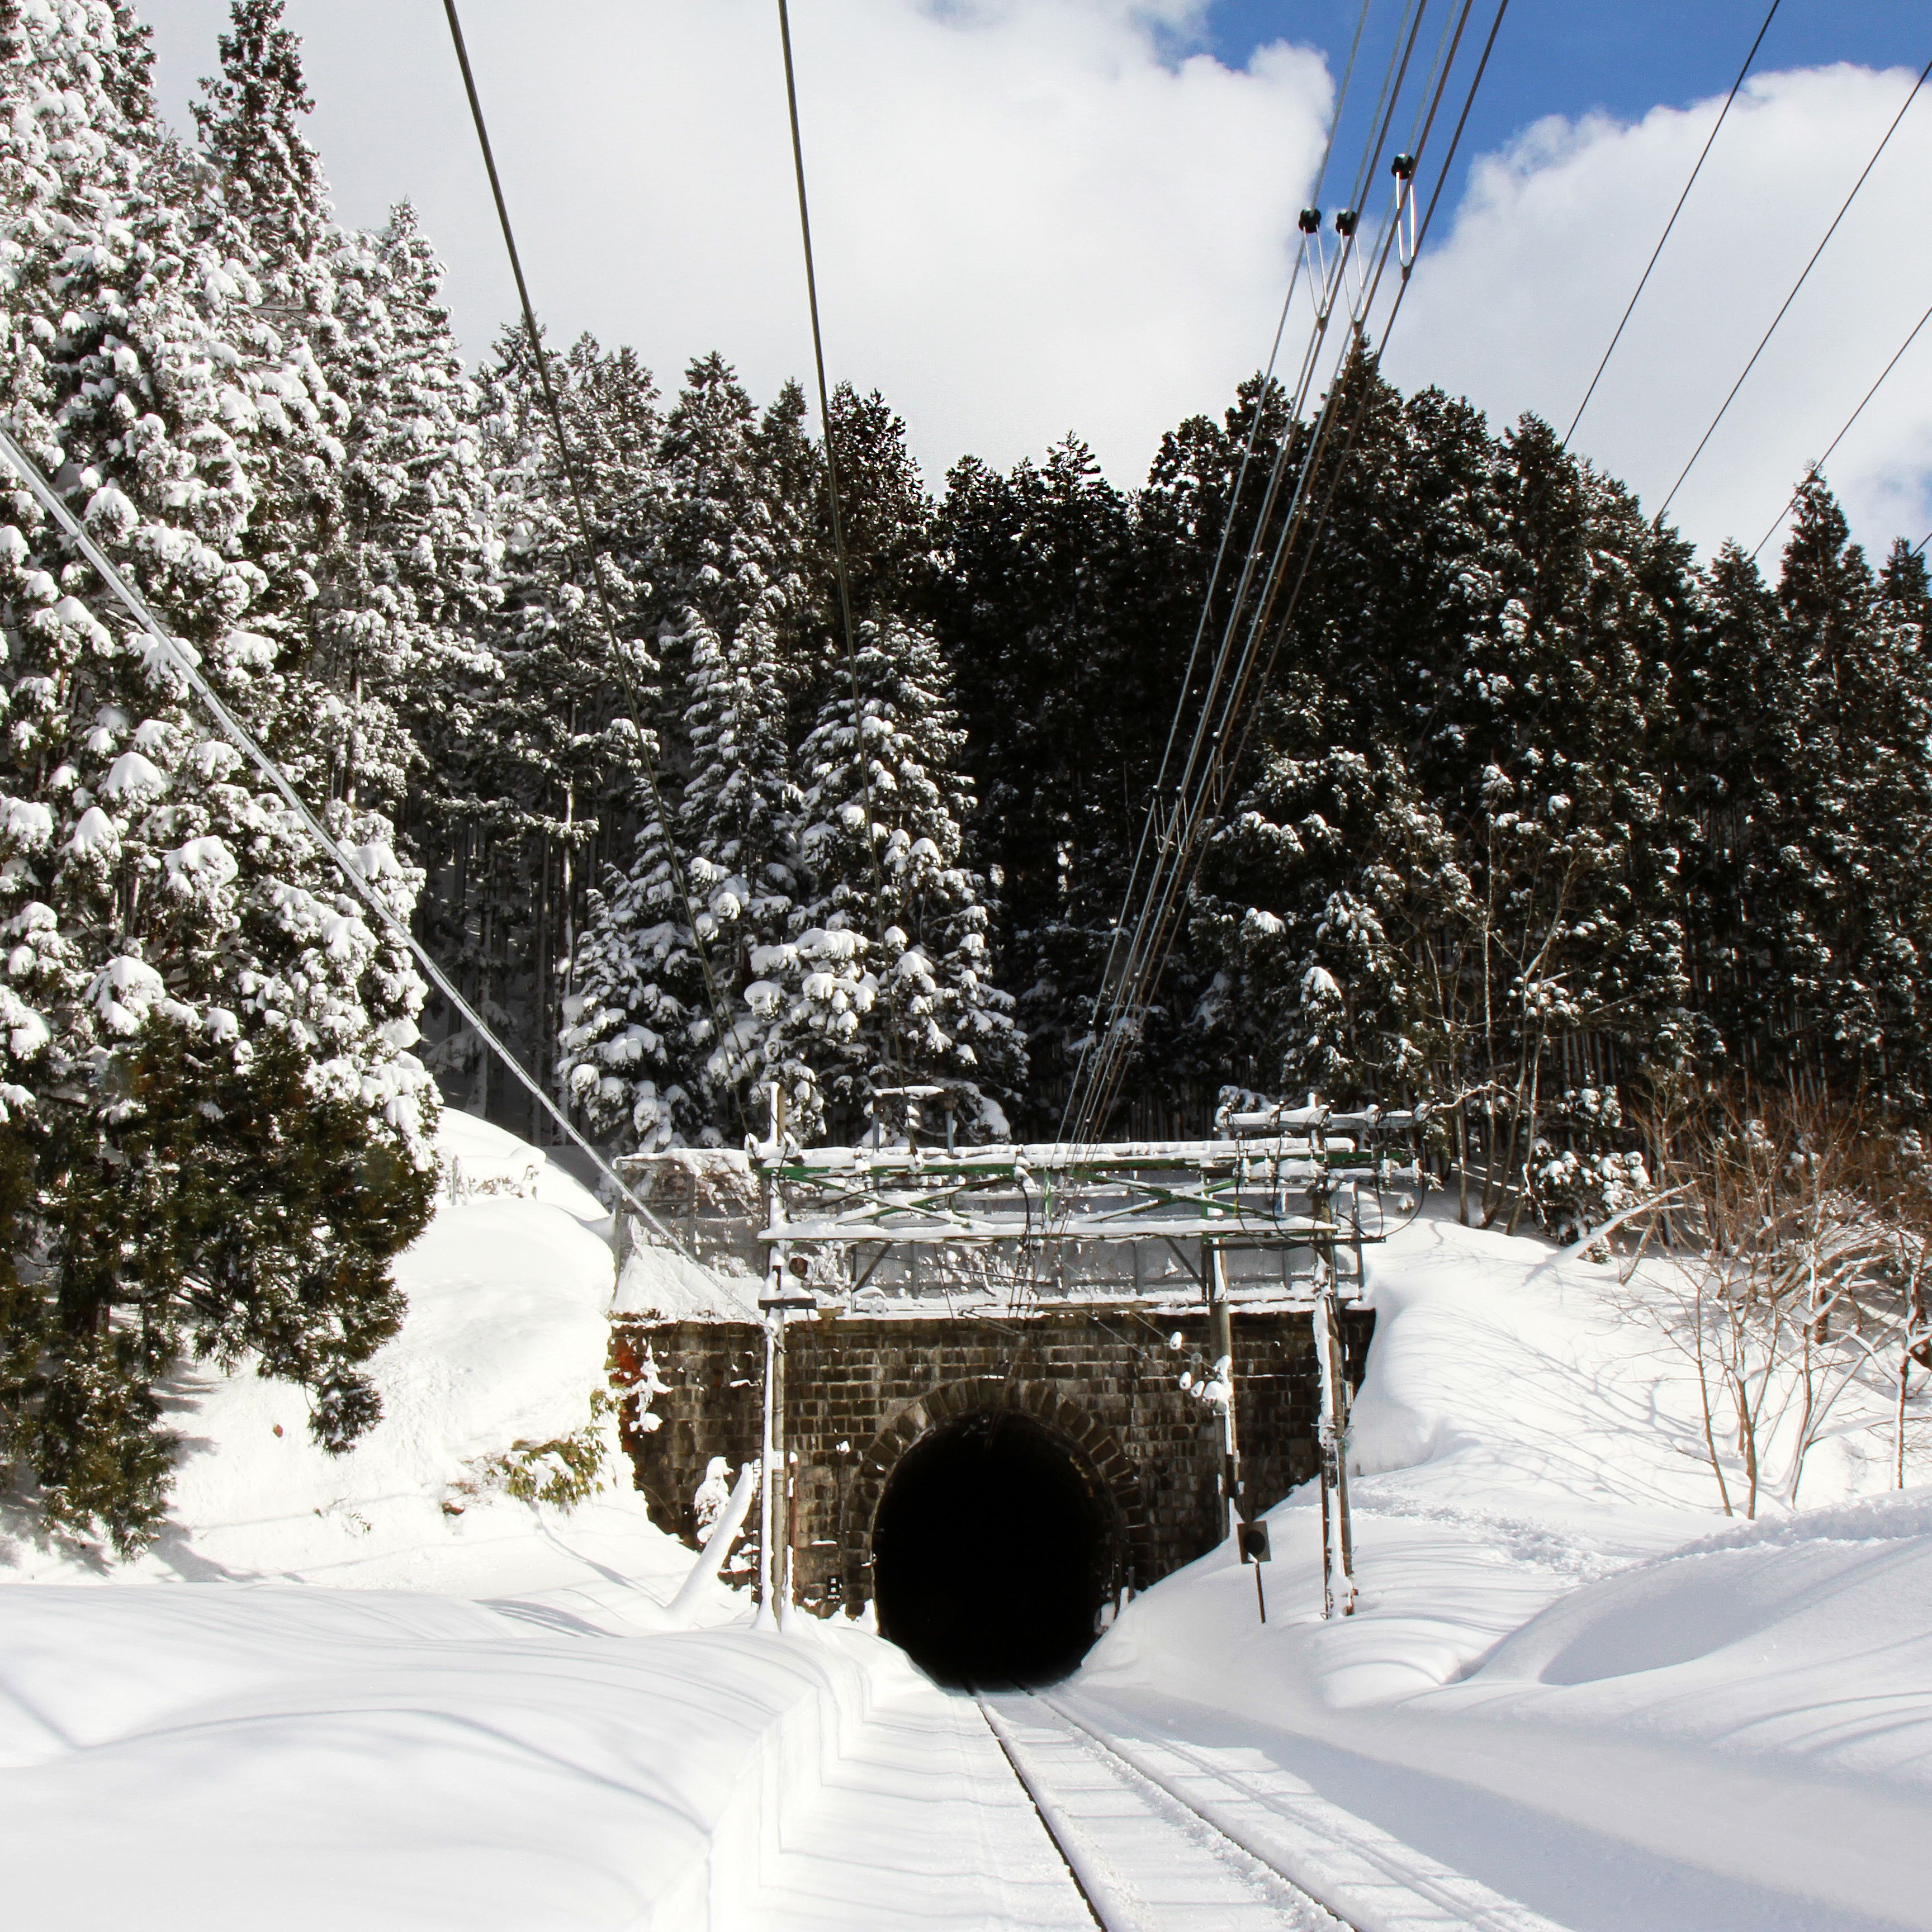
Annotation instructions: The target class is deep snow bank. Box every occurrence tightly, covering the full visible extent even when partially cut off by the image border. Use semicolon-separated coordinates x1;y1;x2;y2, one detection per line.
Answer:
0;1110;693;1604
1084;1206;1932;1932
0;1113;954;1930
0;1583;920;1930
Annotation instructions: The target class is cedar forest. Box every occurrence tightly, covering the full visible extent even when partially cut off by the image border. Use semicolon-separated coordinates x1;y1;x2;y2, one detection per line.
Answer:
6;0;1931;1548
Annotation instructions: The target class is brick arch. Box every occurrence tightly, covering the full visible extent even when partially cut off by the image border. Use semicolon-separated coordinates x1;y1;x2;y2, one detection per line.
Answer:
837;1375;1152;1607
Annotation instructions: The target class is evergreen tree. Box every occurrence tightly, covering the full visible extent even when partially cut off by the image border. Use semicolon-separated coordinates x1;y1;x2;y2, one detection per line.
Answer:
0;0;437;1552
935;439;1144;1123
446;329;660;1128
561;355;807;1145
778;615;1022;1139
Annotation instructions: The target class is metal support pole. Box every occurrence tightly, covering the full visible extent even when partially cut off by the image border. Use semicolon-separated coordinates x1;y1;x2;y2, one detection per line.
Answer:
1204;1240;1240;1542
757;1316;777;1627
785;1446;801;1628
757;1085;787;1630
1312;1172;1357;1618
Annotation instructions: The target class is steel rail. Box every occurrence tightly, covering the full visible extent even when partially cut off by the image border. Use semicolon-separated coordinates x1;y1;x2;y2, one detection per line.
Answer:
974;1686;1357;1931
1038;1689;1572;1932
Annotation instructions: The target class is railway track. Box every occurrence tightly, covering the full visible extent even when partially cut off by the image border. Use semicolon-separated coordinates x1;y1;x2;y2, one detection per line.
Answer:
972;1686;1570;1932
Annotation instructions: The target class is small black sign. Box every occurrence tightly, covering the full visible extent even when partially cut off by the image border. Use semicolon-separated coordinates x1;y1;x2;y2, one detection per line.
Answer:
1239;1522;1272;1565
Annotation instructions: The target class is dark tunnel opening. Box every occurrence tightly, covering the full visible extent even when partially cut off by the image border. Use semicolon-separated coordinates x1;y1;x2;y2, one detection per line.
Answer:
870;1408;1117;1687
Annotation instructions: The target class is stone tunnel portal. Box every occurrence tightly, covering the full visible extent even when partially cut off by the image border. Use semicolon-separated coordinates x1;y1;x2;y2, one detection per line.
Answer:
871;1407;1120;1686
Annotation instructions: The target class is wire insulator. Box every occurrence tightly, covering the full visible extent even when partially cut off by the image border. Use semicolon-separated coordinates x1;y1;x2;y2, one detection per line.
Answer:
1298;206;1323;234
1333;209;1358;236
1391;151;1417;179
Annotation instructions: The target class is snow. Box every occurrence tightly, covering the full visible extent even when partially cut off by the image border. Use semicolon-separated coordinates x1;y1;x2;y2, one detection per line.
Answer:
0;1116;617;1587
1082;1205;1932;1931
4;1141;1932;1928
0;1587;918;1932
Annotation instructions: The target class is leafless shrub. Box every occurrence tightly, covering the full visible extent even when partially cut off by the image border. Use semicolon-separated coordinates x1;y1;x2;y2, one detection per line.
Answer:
1635;1091;1931;1516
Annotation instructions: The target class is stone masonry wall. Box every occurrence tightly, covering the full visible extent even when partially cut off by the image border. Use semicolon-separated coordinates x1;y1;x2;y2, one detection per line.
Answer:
611;1305;1375;1613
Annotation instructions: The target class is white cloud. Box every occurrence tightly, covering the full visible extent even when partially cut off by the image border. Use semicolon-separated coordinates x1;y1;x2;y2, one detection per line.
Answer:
139;9;1932;556
1387;63;1932;559
143;0;1330;488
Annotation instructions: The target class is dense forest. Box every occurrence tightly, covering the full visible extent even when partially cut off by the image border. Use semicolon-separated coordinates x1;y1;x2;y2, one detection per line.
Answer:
6;0;1931;1546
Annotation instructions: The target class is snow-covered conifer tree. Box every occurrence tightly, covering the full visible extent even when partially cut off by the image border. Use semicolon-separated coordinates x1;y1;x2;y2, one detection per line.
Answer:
777;615;1022;1140
448;330;661;1125
562;356;808;1144
0;0;437;1553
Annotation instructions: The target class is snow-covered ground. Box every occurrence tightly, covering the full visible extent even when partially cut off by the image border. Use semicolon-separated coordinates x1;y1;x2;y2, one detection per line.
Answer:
0;1111;692;1604
1083;1213;1932;1931
2;1129;1929;1929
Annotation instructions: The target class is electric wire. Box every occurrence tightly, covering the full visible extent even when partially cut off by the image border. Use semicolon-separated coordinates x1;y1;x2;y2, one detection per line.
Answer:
1062;132;1415;1149
1564;0;1782;449
1748;290;1932;563
1224;0;1511;799
1655;49;1932;523
1073;38;1463;1147
1060;0;1437;1150
442;0;750;1133
1067;0;1504;1150
0;423;695;1257
1067;0;1376;1150
1073;0;1505;1148
775;0;911;1110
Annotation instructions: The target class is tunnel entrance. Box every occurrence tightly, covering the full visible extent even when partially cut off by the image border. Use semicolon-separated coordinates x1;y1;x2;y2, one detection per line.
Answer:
870;1407;1118;1687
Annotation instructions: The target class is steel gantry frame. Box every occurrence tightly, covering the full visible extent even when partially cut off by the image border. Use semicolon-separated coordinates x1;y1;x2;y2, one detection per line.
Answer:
744;1101;1426;1625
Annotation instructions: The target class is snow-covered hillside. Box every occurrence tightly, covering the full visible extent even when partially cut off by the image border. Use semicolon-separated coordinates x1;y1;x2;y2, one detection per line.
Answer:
1083;1211;1932;1931
3;1145;1930;1930
1;1111;692;1604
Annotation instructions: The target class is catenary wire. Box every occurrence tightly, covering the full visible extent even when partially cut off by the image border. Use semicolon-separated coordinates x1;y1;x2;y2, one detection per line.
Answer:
0;423;696;1257
443;1;750;1131
1065;0;1377;1149
1067;0;1494;1149
1564;0;1782;449
1060;0;1439;1149
774;0;909;1106
1073;0;1507;1148
1749;290;1932;563
1655;49;1932;523
1062;75;1420;1149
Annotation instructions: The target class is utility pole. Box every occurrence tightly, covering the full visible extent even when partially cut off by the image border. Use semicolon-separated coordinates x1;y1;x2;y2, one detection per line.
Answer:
1204;1239;1241;1542
1312;1159;1357;1618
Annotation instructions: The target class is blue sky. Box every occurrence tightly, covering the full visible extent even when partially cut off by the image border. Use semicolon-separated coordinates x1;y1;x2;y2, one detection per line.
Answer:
1209;1;1927;208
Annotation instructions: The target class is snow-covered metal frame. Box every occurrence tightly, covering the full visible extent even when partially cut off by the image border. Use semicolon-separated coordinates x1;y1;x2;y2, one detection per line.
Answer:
754;1106;1424;1257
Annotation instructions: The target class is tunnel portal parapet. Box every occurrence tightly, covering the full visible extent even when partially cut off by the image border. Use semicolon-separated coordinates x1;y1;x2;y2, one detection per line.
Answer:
612;1304;1375;1614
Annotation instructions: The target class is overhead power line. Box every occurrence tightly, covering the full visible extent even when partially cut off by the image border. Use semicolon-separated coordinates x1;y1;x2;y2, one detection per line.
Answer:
1564;0;1782;449
1060;0;1442;1149
1085;0;1510;1148
1062;0;1510;1149
0;424;694;1259
1072;0;1377;1148
1655;50;1932;523
1749;291;1932;564
443;0;748;1129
